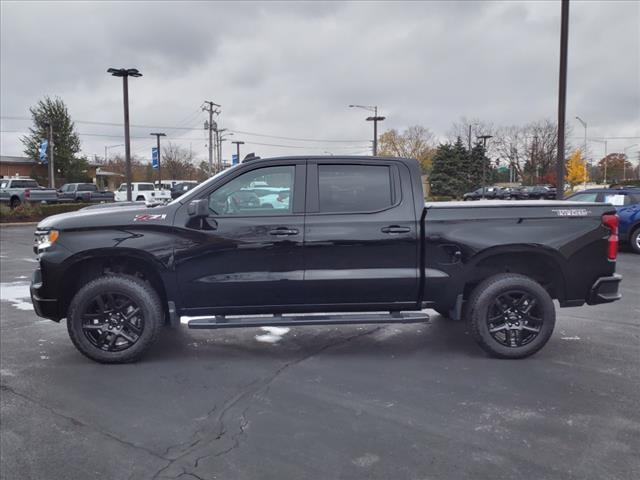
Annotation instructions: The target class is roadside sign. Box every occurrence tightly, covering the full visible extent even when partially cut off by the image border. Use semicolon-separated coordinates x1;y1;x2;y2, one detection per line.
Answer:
152;147;159;169
39;139;48;164
232;154;239;165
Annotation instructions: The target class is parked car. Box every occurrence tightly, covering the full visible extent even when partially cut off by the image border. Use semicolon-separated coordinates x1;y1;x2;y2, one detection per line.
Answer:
170;182;198;200
259;189;291;209
114;183;171;203
566;187;640;254
0;177;58;209
31;156;621;363
523;185;557;200
502;186;529;200
58;183;115;203
463;186;507;200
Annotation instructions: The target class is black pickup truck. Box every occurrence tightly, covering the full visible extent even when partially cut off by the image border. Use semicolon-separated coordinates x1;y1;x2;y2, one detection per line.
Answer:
30;156;622;363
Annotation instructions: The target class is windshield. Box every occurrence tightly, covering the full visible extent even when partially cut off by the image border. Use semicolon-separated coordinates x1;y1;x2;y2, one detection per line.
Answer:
168;165;240;205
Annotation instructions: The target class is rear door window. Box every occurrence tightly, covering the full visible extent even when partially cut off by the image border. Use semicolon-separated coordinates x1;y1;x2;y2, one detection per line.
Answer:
318;164;393;213
569;192;599;202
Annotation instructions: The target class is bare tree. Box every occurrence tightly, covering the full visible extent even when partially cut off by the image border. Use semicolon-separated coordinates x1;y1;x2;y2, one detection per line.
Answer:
378;125;436;173
162;142;197;180
447;117;496;156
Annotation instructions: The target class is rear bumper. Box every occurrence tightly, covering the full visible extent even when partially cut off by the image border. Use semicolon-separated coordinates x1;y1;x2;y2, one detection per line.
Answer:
30;268;60;321
587;274;622;305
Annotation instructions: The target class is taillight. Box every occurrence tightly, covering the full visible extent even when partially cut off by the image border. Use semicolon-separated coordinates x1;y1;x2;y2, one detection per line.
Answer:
24;189;31;199
602;213;619;261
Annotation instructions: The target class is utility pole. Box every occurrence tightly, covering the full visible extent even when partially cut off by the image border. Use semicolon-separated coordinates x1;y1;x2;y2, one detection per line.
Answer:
478;135;493;198
556;0;569;199
232;140;244;164
150;133;166;186
592;139;607;184
47;122;54;188
349;104;385;156
576;115;587;189
108;68;142;201
202;101;220;176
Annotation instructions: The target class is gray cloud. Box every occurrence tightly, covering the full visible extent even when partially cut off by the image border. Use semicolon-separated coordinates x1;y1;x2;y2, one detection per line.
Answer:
1;0;638;162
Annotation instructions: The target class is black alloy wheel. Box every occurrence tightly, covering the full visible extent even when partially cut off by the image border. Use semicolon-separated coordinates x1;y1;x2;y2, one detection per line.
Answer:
485;291;542;348
467;273;556;359
81;292;145;352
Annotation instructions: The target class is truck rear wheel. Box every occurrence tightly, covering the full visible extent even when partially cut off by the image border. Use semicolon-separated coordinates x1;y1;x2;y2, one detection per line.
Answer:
467;273;555;359
66;275;162;363
630;227;640;254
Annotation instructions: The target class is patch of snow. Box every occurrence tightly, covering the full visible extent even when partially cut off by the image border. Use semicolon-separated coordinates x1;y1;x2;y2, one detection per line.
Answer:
352;453;380;468
0;282;33;311
255;326;290;344
15;275;28;280
561;336;581;340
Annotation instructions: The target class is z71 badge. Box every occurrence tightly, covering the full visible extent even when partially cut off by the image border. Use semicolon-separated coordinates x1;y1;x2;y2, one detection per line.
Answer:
551;208;591;217
134;214;167;222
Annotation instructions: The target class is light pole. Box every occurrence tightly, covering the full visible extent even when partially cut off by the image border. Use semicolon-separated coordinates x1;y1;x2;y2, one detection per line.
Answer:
623;144;639;181
104;144;124;163
477;134;493;198
575;116;587;189
591;138;607;184
108;68;142;201
349;104;385;156
218;130;232;170
150;133;166;187
231;140;244;164
555;0;569;199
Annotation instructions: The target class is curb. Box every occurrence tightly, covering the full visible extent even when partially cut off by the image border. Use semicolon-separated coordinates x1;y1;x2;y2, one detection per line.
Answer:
0;222;39;227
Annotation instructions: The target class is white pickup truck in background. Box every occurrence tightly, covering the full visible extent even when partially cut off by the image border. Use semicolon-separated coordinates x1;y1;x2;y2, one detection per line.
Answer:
114;182;171;203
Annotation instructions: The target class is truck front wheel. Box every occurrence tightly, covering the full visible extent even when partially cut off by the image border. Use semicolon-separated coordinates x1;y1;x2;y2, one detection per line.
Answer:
66;275;162;363
467;273;555;359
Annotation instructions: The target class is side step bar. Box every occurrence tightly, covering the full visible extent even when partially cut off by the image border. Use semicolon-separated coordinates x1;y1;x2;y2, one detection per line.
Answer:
183;312;430;330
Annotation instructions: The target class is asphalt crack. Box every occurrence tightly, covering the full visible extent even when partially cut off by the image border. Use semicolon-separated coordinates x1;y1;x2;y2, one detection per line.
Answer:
151;326;384;479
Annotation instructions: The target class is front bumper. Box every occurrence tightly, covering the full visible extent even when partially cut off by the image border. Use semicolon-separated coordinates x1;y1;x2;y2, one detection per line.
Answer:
587;274;622;305
30;268;60;321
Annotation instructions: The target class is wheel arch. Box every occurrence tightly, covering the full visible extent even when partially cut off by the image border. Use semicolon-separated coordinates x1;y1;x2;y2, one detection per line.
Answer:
59;248;171;323
462;245;568;303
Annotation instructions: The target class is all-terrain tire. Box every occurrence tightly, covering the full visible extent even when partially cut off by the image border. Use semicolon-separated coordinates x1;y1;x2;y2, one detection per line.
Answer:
67;275;163;363
467;273;555;359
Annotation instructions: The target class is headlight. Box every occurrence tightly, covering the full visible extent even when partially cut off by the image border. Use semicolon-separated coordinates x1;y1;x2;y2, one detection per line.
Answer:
35;229;59;251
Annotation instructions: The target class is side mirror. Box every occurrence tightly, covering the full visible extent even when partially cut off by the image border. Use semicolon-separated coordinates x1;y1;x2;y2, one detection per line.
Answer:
187;199;209;218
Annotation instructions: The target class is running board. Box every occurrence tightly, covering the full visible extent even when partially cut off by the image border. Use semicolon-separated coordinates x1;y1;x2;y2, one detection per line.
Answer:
183;312;430;330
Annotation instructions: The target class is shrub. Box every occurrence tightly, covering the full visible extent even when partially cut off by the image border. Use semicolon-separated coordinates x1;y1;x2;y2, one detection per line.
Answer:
0;202;91;223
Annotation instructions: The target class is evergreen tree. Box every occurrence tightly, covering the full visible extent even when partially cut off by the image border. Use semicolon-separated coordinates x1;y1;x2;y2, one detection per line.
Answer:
20;96;88;182
464;141;491;191
430;139;467;198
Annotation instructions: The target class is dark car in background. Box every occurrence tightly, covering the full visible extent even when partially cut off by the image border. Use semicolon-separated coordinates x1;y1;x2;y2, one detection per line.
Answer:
462;186;508;200
57;183;114;203
566;187;640;253
170;182;198;200
523;185;557;200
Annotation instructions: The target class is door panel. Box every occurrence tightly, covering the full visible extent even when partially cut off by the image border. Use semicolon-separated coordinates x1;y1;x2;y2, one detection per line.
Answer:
303;161;418;306
174;163;305;311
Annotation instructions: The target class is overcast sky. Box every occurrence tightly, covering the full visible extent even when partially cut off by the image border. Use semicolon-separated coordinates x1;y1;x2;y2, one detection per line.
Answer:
1;0;638;163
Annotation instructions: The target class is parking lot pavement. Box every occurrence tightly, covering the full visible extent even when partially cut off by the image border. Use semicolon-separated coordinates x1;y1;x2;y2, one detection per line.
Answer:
1;225;639;480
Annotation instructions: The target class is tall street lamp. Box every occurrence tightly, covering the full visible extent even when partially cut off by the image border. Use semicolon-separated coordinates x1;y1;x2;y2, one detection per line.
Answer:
150;132;166;187
104;143;124;163
591;138;607;184
231;140;244;164
108;67;142;201
575;115;588;188
349;104;385;156
623;144;639;181
477;134;493;198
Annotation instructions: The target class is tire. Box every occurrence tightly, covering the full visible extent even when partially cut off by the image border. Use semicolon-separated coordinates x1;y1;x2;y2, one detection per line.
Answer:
630;227;640;254
67;275;163;363
467;273;555;359
10;197;20;209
